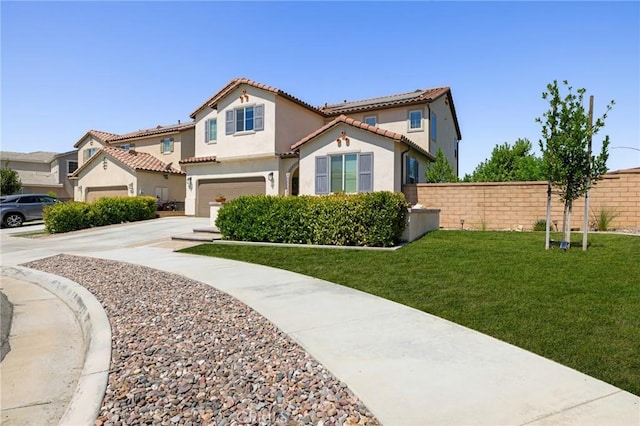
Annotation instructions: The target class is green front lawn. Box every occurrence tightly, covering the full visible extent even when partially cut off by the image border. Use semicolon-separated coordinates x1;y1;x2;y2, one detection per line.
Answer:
180;231;640;396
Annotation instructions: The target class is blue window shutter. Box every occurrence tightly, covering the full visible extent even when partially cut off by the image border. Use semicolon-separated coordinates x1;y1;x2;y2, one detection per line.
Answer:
254;104;264;131
205;120;209;142
225;110;235;135
358;153;373;192
315;156;329;194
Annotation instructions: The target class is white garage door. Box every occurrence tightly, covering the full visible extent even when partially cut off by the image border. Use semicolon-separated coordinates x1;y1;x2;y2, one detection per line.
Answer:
86;186;129;203
197;177;266;217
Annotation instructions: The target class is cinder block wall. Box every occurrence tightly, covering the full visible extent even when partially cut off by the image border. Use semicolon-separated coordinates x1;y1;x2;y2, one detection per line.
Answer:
402;168;639;231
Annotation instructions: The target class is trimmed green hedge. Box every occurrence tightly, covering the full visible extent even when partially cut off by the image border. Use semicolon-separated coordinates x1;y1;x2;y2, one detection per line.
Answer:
44;196;157;233
216;192;409;247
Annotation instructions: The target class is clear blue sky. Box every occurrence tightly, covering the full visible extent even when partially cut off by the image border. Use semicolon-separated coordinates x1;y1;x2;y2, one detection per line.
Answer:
2;1;639;176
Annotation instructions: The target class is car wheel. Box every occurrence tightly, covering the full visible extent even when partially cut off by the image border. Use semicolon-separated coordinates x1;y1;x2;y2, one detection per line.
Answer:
4;213;24;228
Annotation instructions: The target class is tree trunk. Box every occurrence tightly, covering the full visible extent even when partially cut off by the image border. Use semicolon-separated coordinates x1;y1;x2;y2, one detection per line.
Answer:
562;202;568;242
567;202;573;247
583;182;590;251
545;182;551;250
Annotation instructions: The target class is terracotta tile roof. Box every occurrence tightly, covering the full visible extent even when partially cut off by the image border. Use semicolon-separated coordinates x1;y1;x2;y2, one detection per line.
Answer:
108;122;195;143
319;86;462;141
319;87;451;115
179;156;219;165
73;129;120;148
291;115;435;160
190;77;322;119
70;146;184;178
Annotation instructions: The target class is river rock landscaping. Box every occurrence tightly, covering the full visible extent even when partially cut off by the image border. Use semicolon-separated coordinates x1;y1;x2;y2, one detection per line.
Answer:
24;254;379;426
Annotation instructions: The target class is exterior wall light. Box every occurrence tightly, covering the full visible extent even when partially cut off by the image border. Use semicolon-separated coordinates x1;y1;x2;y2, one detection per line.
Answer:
267;172;274;182
128;182;134;194
187;177;193;190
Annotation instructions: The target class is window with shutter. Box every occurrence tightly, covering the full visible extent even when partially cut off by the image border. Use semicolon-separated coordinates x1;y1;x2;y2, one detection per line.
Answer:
225;104;265;135
317;153;374;194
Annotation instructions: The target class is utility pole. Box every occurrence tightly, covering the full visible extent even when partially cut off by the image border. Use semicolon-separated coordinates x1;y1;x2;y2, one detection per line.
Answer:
582;95;594;251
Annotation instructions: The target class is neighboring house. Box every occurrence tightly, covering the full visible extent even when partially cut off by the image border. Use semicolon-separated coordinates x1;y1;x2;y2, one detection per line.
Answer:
0;150;78;199
70;122;195;202
181;77;462;216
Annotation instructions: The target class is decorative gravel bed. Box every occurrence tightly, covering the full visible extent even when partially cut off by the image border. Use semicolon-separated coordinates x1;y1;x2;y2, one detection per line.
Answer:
24;254;379;426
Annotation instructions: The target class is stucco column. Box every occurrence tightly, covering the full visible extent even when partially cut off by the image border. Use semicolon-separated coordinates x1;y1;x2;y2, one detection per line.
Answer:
285;172;291;196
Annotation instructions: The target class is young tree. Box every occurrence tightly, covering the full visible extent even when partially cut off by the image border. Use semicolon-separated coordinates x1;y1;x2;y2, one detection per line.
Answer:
425;148;457;183
463;138;544;182
536;80;614;247
1;167;22;195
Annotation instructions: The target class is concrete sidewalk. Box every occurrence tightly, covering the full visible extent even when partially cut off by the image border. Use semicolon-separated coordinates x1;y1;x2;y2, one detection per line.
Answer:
0;276;83;426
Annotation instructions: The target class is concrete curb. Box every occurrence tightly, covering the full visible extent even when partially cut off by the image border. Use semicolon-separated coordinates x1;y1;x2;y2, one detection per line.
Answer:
1;266;111;425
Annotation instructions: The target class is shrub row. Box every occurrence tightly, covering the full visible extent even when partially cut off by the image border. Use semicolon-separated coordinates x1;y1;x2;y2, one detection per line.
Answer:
216;192;409;247
44;196;157;233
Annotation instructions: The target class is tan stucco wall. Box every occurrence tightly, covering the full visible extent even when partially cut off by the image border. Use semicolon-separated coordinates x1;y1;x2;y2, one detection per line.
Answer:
428;96;459;176
183;156;281;216
74;156;136;201
403;169;640;231
275;97;324;153
297;124;397;195
112;128;194;172
345;99;459;176
77;136;107;168
2;160;50;173
193;85;277;160
345;105;429;154
136;171;185;202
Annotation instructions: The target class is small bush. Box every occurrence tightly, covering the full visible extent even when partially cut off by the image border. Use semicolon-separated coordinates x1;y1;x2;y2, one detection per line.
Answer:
533;219;547;231
216;192;409;247
591;208;619;231
44;202;93;233
44;196;157;233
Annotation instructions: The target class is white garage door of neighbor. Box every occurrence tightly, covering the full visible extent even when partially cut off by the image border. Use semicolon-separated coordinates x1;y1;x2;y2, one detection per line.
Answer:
197;177;266;217
86;186;129;203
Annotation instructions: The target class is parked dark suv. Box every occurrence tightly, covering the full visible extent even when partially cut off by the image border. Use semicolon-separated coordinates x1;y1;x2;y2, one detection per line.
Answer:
0;194;60;228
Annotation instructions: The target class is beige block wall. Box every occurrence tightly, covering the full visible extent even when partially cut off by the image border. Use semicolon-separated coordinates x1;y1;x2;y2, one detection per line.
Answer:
403;169;639;231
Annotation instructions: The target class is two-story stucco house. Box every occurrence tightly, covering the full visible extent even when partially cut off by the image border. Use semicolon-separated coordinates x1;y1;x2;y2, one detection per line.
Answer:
70;122;195;202
181;78;461;217
0;150;78;199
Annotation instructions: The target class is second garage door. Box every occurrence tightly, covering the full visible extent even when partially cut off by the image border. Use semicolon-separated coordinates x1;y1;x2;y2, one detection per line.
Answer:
197;177;266;217
86;186;129;203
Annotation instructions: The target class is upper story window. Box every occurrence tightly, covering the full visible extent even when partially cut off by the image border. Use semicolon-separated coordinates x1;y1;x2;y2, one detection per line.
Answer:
161;137;174;154
83;147;98;161
67;160;78;174
430;111;437;142
205;118;217;143
364;115;377;126
225;104;264;135
409;110;423;131
315;152;373;194
120;143;135;151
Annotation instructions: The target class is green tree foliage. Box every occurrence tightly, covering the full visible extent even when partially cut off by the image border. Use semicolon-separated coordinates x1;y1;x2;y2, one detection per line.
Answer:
536;80;614;242
425;148;457;183
463;138;544;182
0;167;22;195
